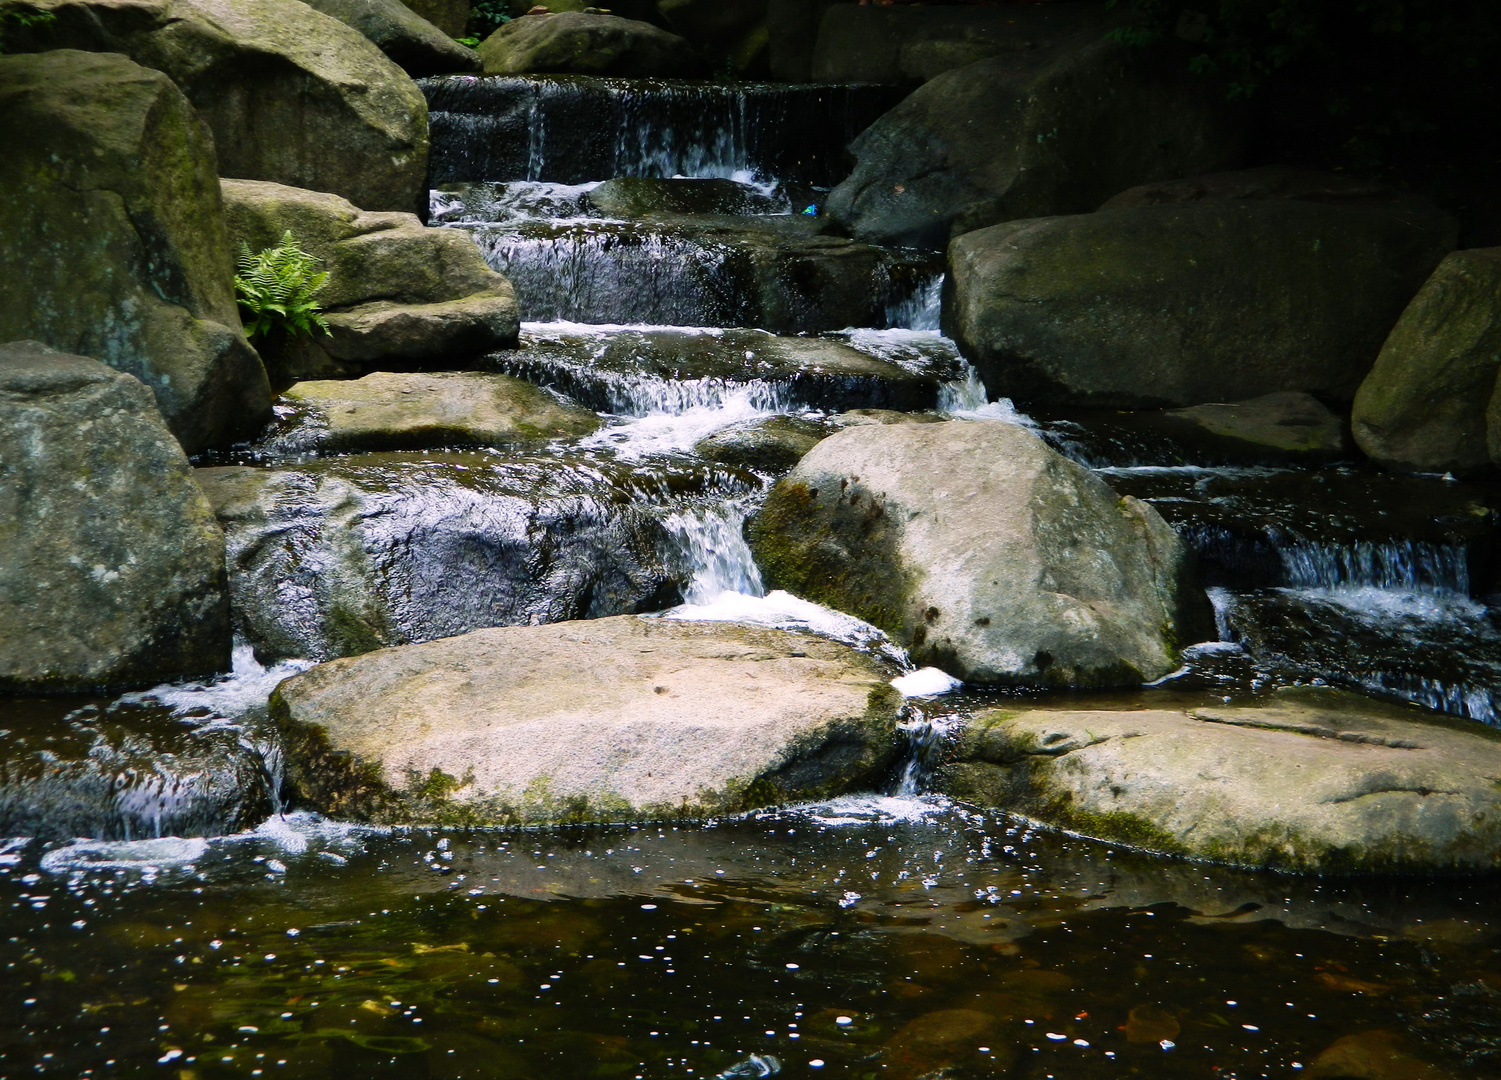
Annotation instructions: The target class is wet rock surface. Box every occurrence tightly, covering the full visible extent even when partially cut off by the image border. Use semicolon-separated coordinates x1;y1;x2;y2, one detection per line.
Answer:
0;50;270;454
1165;392;1347;458
692;415;828;472
938;688;1501;873
1354;247;1501;475
6;0;430;214
1;343;231;692
195;451;703;662
824;31;1242;248
748;420;1214;686
489;327;956;414
266;370;599;454
222;179;519;384
271;615;904;824
478;11;704;77
945;201;1456;409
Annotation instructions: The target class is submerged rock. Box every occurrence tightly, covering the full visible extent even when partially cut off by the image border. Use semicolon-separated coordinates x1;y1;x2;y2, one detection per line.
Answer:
823;30;1242;248
268;370;598;454
937;688;1501;873
1165;393;1347;458
194;451;705;661
6;0;430;214
491;327;956;414
1;343;231;692
222;179;519;383
747;420;1213;687
586;177;786;218
299;0;481;76
479;11;705;77
270;615;904;824
945;201;1455;409
0;50;270;454
1353;247;1501;475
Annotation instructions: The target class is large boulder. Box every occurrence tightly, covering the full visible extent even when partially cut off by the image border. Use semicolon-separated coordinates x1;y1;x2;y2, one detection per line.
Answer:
270;616;905;824
299;0;481;76
0;50;270;454
823;34;1243;249
657;0;767;73
194;451;695;661
8;0;429;214
1352;248;1501;475
268;369;599;454
810;1;1117;84
945;200;1456;409
0;343;230;693
402;0;468;37
746;420;1213;687
1101;164;1439;213
222;179;519;384
937;689;1501;874
478;11;705;77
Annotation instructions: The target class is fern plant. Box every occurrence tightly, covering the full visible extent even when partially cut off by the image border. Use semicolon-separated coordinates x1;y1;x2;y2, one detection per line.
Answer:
234;231;332;341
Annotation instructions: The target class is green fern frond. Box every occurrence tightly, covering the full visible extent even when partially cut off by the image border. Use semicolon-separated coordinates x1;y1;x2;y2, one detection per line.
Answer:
233;230;333;341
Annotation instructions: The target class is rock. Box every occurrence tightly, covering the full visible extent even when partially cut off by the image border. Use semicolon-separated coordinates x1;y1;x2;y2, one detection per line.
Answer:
221;179;519;383
587;177;785;218
1304;1030;1454;1080
823;34;1243;249
8;0;429;214
1101;164;1438;213
0;694;274;840
471;214;941;331
492;326;959;414
657;0;767;73
693;416;829;472
478;11;705;77
811;1;1117;84
268;370;599;454
269;615;905;824
831;408;946;429
1165;393;1346;457
936;688;1501;874
403;0;469;37
0;342;231;692
0;50;270;454
194;451;700;661
1351;248;1501;475
746;420;1212;687
299;0;481;76
945;201;1456;409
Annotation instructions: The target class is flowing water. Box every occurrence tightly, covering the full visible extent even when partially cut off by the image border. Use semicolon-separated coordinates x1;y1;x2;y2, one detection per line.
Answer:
6;73;1501;1079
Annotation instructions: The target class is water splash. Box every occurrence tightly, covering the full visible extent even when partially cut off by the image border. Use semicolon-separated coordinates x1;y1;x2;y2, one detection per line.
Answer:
663;589;910;667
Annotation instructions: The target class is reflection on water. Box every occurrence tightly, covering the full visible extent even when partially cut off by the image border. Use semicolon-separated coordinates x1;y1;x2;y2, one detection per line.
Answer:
4;805;1499;1078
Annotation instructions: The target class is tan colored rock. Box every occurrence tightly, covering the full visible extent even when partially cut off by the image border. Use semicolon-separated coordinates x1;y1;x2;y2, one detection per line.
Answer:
479;11;704;76
747;420;1212;687
276;370;598;452
1166;392;1345;456
271;615;905;824
938;689;1501;873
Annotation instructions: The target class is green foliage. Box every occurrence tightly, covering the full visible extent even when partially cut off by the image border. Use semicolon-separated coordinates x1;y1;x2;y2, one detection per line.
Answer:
0;5;55;53
464;0;510;42
234;231;332;342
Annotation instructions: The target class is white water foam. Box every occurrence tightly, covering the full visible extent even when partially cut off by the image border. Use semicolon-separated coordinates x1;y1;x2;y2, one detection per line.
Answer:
117;644;311;724
663;589;910;667
891;667;963;697
40;836;210;874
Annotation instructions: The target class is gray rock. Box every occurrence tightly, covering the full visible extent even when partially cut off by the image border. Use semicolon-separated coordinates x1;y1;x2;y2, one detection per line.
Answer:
222;179;519;383
270;370;599;454
299;0;481;76
811;1;1117;84
823;33;1243;249
195;451;692;661
830;408;945;429
402;0;469;36
1165;392;1346;457
270;615;905;825
693;415;829;472
479;11;704;76
945;201;1456;409
0;50;270;454
937;689;1501;873
8;0;429;214
1351;248;1501;475
0;343;230;692
747;420;1213;687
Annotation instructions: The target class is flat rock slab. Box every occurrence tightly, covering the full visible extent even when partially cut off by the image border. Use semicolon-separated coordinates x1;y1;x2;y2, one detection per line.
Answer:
271;615;905;825
938;689;1501;873
270;370;599;454
1165;392;1346;457
491;327;956;414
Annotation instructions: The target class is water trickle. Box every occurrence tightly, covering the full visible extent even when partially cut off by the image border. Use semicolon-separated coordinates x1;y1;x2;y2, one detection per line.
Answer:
892;713;961;798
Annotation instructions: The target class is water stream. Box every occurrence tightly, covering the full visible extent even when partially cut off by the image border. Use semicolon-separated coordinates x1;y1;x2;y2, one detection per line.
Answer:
5;71;1501;1080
